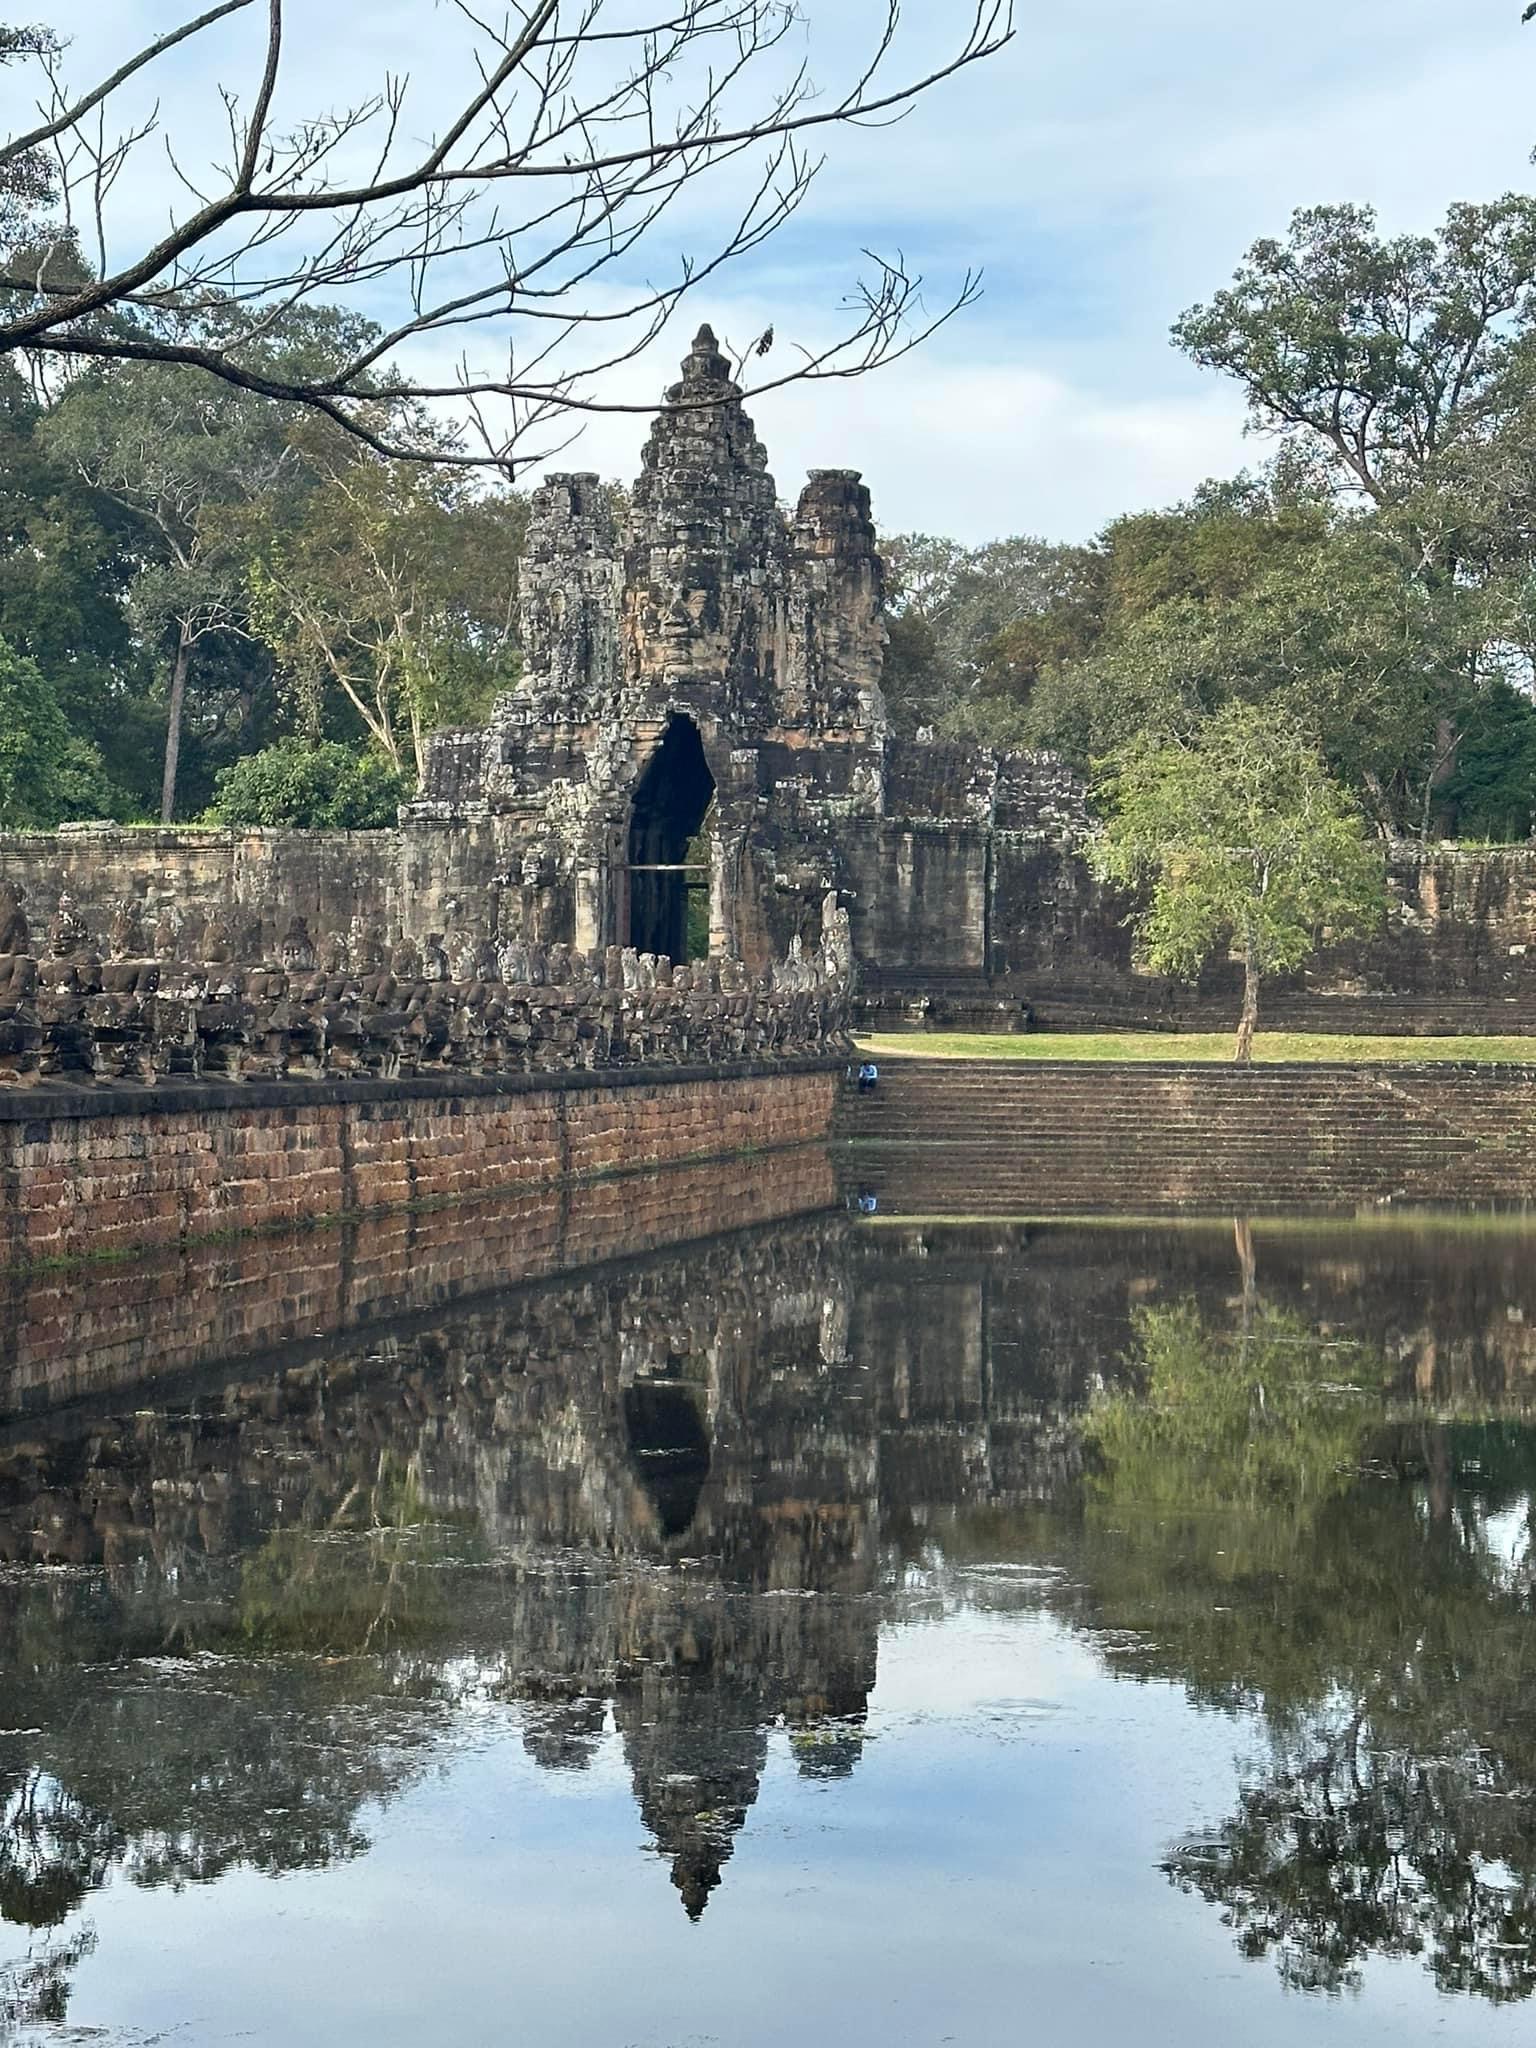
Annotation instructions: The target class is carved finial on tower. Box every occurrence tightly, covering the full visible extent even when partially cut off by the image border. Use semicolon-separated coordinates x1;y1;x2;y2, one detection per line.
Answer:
676;321;734;393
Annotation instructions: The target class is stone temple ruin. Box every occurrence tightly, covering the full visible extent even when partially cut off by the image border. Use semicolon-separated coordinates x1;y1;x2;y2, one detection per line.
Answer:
408;322;1090;979
5;320;1536;1045
403;322;1536;1031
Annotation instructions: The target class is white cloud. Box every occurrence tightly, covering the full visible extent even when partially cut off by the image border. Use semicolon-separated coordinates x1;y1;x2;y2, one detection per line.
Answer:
723;353;1253;545
9;0;1536;544
435;312;1252;545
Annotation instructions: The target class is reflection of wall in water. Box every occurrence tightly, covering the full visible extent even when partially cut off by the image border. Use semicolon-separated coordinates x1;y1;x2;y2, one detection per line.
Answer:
11;1214;1536;1565
7;1209;1536;1942
0;1209;878;1924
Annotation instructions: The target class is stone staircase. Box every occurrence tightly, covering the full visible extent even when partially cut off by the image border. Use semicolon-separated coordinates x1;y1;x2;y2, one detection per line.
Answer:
835;1056;1536;1215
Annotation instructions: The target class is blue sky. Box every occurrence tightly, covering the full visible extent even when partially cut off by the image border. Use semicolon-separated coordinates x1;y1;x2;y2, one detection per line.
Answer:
15;1;1536;540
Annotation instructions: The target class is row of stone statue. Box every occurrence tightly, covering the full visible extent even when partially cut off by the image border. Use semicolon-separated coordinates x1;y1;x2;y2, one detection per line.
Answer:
0;890;854;1086
0;881;853;987
0;883;583;984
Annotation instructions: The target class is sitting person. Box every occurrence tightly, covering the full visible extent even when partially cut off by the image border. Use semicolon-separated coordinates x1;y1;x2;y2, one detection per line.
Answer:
857;1059;879;1093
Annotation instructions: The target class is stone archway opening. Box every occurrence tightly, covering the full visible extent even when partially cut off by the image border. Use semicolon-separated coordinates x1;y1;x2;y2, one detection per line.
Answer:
624;1380;711;1538
627;716;715;960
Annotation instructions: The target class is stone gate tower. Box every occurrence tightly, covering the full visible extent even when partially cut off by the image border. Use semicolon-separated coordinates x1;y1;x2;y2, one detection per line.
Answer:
410;325;890;968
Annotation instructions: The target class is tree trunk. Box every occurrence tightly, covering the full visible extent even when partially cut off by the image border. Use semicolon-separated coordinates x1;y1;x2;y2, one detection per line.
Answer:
1233;1216;1257;1310
409;695;426;785
1424;1422;1451;1526
159;626;192;824
1234;1215;1257;1366
1234;948;1260;1065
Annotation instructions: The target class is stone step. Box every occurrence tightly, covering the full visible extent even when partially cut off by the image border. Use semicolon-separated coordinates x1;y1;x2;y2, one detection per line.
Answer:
830;1055;1536;1211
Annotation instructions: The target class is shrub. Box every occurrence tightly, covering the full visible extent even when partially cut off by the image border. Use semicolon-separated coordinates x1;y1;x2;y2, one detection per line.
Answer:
204;740;407;829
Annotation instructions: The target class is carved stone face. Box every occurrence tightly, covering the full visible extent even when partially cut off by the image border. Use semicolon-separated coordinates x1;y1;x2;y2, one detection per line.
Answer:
349;921;385;974
48;894;91;959
0;879;29;953
282;918;317;973
445;931;480;982
108;901;147;961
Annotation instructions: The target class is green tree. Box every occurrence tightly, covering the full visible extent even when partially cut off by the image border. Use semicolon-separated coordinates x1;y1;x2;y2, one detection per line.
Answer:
1026;503;1501;836
1439;678;1536;840
1173;199;1536;509
983;479;1329;738
880;531;1086;734
204;740;406;830
1090;701;1387;1061
1167;197;1536;831
44;371;289;822
250;459;525;781
0;631;71;826
41;310;370;820
0;362;154;813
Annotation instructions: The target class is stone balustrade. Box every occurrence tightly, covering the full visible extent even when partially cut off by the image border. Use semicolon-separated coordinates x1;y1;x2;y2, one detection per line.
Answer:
0;904;853;1089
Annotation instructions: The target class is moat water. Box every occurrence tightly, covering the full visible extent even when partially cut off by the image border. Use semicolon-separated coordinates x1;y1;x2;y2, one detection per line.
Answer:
3;1174;1536;2045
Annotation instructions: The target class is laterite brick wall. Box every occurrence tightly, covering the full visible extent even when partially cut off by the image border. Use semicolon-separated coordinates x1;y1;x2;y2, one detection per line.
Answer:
1;1145;838;1413
1;1061;839;1267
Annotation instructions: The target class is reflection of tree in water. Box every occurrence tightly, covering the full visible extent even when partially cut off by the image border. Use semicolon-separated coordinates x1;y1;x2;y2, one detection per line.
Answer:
0;1770;118;1931
1081;1299;1536;2001
1168;1705;1536;2002
0;1925;96;2033
0;1210;878;2027
0;1644;449;1909
235;1452;473;1655
7;1211;1536;2016
0;1456;489;2030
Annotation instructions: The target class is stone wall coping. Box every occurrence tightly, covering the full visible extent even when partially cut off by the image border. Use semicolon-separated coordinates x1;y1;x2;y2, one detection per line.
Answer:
0;1051;847;1124
7;825;1533;863
0;826;399;849
1386;841;1536;865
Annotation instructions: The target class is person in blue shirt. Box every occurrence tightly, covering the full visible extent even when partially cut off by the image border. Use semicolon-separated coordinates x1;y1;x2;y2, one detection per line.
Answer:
857;1059;879;1093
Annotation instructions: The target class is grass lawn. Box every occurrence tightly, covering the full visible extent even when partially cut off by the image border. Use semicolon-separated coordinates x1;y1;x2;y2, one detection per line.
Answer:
857;1030;1536;1065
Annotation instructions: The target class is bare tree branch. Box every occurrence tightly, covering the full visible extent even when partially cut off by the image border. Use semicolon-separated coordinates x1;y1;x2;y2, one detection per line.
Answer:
0;1;1013;465
0;1;254;164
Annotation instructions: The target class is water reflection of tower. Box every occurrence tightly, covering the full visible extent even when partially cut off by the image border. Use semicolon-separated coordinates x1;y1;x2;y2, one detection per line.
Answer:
613;1239;880;1917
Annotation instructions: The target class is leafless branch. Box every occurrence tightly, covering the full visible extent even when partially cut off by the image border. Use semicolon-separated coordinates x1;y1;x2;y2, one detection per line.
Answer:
0;0;1012;464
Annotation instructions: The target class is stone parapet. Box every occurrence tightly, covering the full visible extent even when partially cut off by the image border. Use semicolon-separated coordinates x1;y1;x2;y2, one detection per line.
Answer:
0;899;852;1089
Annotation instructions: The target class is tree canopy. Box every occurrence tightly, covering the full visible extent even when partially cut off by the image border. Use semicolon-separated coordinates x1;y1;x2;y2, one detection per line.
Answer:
890;177;1536;847
3;150;1536;842
1171;198;1536;507
0;630;73;826
203;739;406;830
0;299;527;821
249;456;525;780
1089;702;1387;1060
